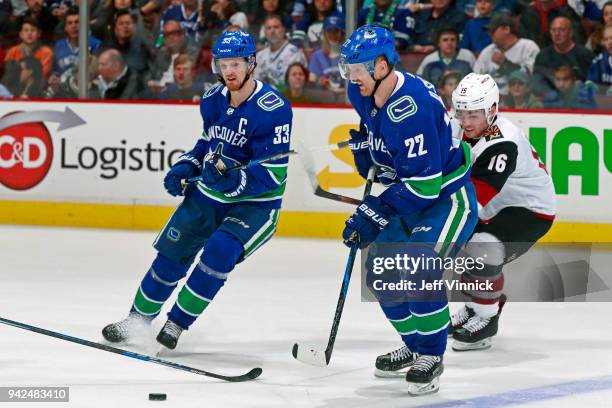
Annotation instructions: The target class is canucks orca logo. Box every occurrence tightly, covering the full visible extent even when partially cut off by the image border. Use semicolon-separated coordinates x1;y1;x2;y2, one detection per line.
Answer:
257;91;284;111
387;96;418;122
203;84;222;99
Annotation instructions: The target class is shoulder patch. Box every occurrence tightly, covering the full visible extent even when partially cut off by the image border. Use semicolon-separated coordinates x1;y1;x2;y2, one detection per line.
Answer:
387;95;418;122
257;91;285;111
202;84;223;99
483;124;503;141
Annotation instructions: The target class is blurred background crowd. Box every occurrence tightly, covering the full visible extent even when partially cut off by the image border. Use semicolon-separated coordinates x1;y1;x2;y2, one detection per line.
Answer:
0;0;611;109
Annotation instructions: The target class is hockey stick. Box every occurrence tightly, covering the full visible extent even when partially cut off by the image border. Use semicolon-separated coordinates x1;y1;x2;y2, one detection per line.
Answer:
292;166;376;367
296;139;363;206
0;316;262;382
182;139;350;187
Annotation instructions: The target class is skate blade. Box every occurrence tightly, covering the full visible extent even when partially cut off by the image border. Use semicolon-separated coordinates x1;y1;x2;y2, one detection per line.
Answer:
452;337;492;352
407;377;440;396
374;368;410;378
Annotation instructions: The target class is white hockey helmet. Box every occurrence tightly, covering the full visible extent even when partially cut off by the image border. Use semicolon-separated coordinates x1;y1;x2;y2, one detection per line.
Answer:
452;73;499;125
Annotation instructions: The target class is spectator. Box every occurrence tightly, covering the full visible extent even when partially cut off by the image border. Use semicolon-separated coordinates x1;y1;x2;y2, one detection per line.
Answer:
543;64;597;108
0;0;12;38
98;10;153;80
519;0;584;47
47;0;73;20
586;1;612;55
91;0;146;42
460;0;494;54
52;6;101;77
282;61;314;103
148;19;199;95
456;0;516;17
412;0;467;53
473;13;540;95
309;15;345;93
160;0;200;43
209;0;248;30
357;0;416;50
501;70;543;108
4;17;54;80
0;82;12;98
588;25;612;93
159;53;203;101
417;26;474;86
251;0;293;46
291;0;340;50
533;15;595;94
15;0;59;44
91;48;142;99
437;69;461;108
255;14;307;90
11;56;44;98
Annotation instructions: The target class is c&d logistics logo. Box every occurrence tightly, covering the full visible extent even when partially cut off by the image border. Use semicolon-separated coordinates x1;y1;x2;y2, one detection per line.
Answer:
0;108;85;190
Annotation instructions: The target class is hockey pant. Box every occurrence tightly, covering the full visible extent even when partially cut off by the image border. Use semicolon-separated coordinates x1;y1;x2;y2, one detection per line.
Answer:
367;183;478;356
130;194;280;329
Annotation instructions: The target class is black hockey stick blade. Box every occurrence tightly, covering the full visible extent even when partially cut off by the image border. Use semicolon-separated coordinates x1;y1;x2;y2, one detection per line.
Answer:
0;316;262;382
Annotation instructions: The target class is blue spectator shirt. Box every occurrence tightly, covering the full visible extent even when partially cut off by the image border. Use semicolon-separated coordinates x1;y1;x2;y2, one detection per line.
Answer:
588;50;612;88
53;36;101;76
160;4;201;43
357;7;416;50
308;50;343;89
460;16;491;54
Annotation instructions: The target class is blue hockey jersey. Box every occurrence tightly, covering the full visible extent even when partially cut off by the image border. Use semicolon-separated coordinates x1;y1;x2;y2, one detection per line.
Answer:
587;51;612;87
347;71;471;216
185;80;292;209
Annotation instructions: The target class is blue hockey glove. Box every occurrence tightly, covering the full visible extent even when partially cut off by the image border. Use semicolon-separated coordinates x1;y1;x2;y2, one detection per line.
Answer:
163;155;200;197
348;127;373;180
201;156;247;195
342;195;393;248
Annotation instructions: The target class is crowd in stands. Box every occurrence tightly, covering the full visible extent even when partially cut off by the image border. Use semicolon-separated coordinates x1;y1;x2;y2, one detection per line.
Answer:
0;0;611;110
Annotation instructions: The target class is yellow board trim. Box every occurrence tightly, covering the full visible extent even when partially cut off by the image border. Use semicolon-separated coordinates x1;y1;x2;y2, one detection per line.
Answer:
1;200;611;242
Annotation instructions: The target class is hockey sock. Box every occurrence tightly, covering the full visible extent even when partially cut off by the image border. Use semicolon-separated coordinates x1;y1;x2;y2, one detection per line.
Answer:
131;254;190;318
461;264;504;318
168;231;243;329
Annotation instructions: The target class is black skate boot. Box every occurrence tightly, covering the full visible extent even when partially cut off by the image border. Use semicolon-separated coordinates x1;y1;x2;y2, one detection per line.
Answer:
102;313;150;343
452;294;506;351
405;355;444;396
448;304;475;336
156;320;184;350
374;345;416;378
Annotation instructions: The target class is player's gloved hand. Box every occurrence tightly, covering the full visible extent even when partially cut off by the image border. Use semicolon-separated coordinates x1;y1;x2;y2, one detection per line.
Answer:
163;155;200;197
201;156;246;195
348;127;373;180
342;195;393;249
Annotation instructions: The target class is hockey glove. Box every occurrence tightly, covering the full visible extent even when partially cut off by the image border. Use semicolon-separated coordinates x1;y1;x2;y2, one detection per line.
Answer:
342;195;393;248
201;155;246;195
348;127;373;180
163;155;201;197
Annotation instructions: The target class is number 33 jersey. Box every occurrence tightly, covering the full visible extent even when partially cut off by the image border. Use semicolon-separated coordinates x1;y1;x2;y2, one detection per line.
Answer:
464;115;556;221
190;80;292;209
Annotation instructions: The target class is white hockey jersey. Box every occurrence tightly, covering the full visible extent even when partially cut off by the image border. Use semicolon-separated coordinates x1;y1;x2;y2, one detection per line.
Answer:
464;115;556;221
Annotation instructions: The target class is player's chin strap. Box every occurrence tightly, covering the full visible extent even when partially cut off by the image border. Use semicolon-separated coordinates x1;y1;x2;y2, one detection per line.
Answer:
370;65;395;98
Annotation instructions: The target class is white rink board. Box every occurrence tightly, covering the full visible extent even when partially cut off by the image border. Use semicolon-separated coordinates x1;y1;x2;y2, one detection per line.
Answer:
0;100;610;223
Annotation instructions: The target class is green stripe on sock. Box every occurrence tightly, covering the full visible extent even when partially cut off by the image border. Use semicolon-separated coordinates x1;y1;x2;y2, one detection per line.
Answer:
390;315;417;335
414;306;450;334
176;285;210;316
439;189;467;257
133;287;163;315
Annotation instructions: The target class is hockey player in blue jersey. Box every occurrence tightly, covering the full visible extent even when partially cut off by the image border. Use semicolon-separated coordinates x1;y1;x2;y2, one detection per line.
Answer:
339;25;478;395
102;30;292;350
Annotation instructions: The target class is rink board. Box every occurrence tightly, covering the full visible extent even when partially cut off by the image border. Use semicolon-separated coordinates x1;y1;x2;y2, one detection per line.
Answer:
0;100;611;241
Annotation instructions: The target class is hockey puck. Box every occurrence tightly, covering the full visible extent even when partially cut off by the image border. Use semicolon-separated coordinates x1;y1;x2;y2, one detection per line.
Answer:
148;393;166;401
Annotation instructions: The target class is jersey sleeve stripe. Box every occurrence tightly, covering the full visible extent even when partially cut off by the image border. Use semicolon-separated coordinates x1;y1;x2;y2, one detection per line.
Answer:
403;175;442;199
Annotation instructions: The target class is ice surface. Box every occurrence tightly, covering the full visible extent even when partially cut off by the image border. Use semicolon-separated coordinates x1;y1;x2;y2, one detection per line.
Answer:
1;225;611;407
